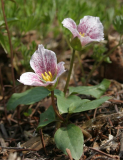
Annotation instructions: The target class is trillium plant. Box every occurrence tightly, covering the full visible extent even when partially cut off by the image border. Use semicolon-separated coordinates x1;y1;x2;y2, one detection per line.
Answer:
7;16;112;160
18;44;66;91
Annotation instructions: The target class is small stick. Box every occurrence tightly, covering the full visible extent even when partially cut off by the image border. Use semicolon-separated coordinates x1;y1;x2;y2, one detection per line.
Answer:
0;123;8;139
115;126;123;129
66;148;73;160
108;117;113;127
17;106;21;123
1;0;15;90
116;125;120;136
84;113;90;120
39;129;47;155
100;134;121;150
86;134;121;160
30;102;40;118
0;66;7;121
89;147;115;159
93;108;97;118
114;104;119;113
0;146;37;151
119;133;123;158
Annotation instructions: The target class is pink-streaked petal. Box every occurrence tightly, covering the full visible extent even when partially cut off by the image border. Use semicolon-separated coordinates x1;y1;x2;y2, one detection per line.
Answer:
41;62;66;86
62;18;79;37
30;45;57;76
57;62;66;77
43;49;57;76
30;45;46;75
77;16;104;41
18;72;45;86
78;36;94;46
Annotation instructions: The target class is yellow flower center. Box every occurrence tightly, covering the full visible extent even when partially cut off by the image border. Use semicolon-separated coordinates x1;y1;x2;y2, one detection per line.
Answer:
79;32;85;37
41;71;53;82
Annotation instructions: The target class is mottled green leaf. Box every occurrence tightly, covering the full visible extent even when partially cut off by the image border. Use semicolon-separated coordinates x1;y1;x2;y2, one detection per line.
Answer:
69;96;110;113
54;124;84;159
69;79;110;98
37;106;56;129
7;87;50;110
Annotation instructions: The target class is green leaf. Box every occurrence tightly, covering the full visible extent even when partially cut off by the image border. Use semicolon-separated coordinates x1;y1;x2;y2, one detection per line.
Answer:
7;87;50;110
0;17;18;27
113;15;123;34
23;109;32;117
54;124;84;160
37;106;56;129
69;79;110;98
54;89;64;97
57;94;82;114
0;33;7;53
69;96;110;113
70;37;82;51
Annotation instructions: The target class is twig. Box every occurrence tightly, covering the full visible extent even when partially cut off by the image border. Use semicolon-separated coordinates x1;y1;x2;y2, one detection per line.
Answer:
89;147;115;159
29;102;40;118
85;134;121;160
100;133;121;150
39;129;47;155
93;108;97;118
108;117;113;127
17;106;20;124
1;0;15;90
66;148;73;160
0;122;8;139
0;146;38;151
92;156;109;160
115;126;123;129
0;65;7;121
84;113;90;120
114;104;119;113
119;133;123;158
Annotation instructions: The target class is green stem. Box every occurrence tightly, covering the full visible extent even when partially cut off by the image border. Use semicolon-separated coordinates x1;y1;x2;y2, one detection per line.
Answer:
51;91;64;121
64;49;75;95
86;40;123;84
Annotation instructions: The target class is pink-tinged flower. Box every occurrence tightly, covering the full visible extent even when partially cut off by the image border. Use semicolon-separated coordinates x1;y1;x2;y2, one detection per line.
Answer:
18;44;66;88
62;16;104;46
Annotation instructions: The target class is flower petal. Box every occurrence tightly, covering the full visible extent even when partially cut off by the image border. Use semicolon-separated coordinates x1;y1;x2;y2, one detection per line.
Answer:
57;62;66;77
78;36;94;46
77;16;104;41
42;62;66;86
62;18;79;37
30;44;57;76
43;48;57;76
18;72;45;86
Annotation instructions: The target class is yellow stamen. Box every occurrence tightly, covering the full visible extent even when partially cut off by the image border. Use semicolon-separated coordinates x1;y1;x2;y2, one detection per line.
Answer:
79;32;85;37
48;71;52;78
41;71;53;82
41;73;47;81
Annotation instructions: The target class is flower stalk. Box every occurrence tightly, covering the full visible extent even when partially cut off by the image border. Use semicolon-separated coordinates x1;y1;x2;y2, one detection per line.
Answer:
51;91;64;121
64;49;75;94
